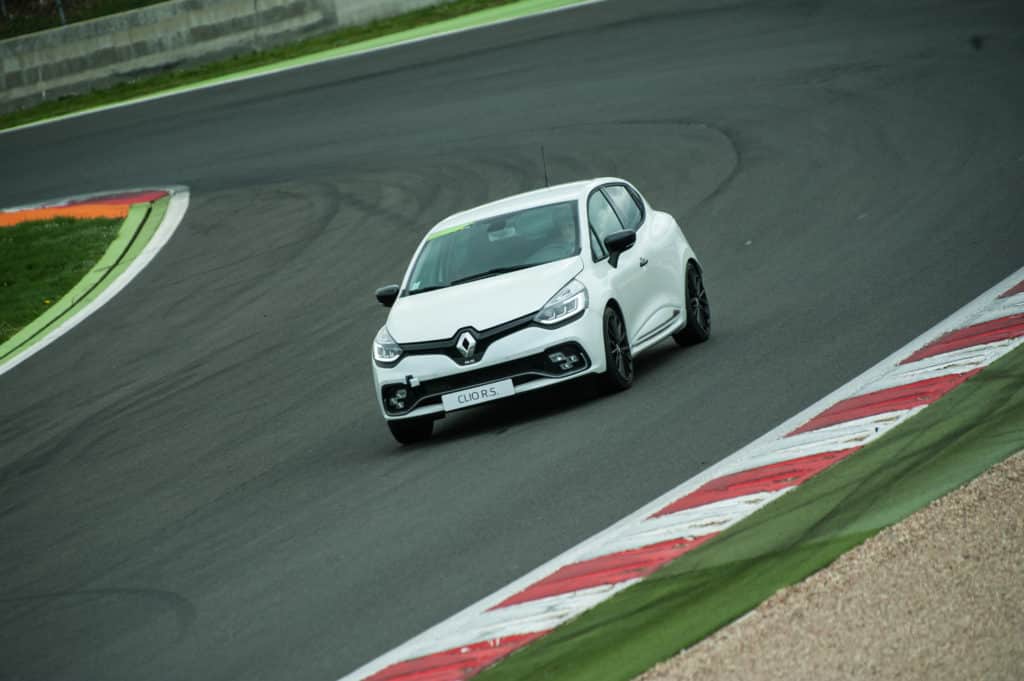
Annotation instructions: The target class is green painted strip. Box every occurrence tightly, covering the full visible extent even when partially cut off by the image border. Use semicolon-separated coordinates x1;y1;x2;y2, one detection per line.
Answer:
100;197;169;295
8;0;594;132
0;197;169;366
427;222;472;240
476;346;1024;681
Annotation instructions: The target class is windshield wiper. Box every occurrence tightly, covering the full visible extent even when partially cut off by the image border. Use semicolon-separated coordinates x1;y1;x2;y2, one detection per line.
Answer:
449;265;533;286
408;265;536;295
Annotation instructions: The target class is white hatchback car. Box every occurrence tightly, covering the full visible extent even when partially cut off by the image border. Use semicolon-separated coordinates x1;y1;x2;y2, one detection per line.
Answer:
371;178;709;443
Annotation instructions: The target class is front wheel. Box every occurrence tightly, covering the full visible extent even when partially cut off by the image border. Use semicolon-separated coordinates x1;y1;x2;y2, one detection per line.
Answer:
387;416;434;445
673;262;710;346
600;306;634;392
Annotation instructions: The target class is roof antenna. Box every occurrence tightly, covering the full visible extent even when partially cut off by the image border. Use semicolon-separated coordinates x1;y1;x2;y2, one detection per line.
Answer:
540;145;550;188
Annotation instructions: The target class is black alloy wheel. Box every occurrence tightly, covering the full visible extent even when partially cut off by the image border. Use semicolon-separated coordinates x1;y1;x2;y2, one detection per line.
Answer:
388;416;434;444
674;262;711;346
601;306;634;391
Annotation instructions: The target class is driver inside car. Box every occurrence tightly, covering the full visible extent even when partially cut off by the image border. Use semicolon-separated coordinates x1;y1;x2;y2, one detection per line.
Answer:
527;209;578;263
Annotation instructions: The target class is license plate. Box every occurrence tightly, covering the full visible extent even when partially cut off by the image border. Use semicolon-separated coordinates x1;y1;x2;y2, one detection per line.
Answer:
441;379;515;412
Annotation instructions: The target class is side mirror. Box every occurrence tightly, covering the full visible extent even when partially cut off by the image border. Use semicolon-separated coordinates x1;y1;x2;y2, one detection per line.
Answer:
375;284;400;308
603;230;636;268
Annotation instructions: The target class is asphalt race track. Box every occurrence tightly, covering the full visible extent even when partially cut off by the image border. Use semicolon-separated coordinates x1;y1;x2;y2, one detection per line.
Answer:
2;1;1023;679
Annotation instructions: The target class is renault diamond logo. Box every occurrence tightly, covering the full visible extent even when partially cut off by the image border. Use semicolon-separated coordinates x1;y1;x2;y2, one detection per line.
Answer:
456;331;477;360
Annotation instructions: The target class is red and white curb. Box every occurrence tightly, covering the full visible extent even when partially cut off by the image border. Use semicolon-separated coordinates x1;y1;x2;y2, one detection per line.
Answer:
0;187;190;377
342;266;1024;681
0;188;172;214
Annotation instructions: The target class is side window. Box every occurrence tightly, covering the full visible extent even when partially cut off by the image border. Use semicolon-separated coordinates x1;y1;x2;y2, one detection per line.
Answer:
588;191;623;240
603;185;643;231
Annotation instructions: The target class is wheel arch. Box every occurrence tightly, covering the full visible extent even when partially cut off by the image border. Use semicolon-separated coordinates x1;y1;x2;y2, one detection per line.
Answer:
604;297;625;318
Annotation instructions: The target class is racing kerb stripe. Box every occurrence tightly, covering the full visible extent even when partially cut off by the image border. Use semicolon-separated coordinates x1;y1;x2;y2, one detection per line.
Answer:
1000;281;1024;299
341;265;1024;681
0;190;167;227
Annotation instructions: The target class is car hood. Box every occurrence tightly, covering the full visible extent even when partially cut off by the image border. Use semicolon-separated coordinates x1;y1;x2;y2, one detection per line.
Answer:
387;257;584;342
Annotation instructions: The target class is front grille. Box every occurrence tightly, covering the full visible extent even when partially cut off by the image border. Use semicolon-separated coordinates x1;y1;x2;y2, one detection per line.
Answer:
382;343;589;415
398;312;536;366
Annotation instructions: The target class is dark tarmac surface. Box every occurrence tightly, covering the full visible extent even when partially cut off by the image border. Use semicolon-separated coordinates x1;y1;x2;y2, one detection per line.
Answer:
1;1;1023;679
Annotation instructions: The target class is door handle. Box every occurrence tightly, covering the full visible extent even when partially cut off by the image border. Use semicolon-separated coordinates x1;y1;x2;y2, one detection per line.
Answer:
639;257;649;268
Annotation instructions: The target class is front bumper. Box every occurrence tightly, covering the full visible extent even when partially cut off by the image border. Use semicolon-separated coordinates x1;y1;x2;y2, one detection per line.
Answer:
372;310;605;420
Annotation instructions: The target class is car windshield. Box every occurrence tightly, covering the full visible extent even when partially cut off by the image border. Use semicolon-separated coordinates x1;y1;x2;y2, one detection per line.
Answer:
404;201;580;295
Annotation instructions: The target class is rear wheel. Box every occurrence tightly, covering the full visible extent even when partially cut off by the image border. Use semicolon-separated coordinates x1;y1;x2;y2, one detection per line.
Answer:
600;306;634;392
673;262;710;346
387;416;434;445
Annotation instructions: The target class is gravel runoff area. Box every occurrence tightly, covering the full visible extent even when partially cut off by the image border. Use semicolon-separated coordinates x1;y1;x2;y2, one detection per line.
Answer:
635;451;1024;681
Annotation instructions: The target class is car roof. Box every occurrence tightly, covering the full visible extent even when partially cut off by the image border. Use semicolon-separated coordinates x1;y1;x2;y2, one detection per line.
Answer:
426;178;618;236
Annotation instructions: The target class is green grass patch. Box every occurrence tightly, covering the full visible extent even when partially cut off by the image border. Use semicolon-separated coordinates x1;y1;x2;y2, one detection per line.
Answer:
0;217;121;342
476;344;1024;681
1;0;536;131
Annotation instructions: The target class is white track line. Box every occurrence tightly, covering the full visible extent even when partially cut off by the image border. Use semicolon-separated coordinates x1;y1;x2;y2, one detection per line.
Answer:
0;187;190;378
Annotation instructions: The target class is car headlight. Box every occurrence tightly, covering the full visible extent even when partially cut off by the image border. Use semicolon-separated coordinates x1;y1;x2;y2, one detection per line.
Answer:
535;279;588;326
373;326;403;365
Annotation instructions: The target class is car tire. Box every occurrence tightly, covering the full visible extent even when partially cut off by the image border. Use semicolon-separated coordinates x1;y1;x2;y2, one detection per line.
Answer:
601;306;634;392
673;262;710;346
387;417;434;445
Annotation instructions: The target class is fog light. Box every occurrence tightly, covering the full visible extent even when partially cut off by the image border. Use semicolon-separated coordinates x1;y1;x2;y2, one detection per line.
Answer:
549;349;582;373
387;387;409;412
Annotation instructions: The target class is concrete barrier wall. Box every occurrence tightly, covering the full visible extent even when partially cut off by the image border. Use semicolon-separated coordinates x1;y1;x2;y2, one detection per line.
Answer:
0;0;447;114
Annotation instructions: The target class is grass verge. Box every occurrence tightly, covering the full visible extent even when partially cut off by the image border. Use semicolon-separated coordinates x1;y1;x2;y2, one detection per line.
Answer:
0;217;121;342
1;0;567;131
0;197;168;366
475;344;1024;681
